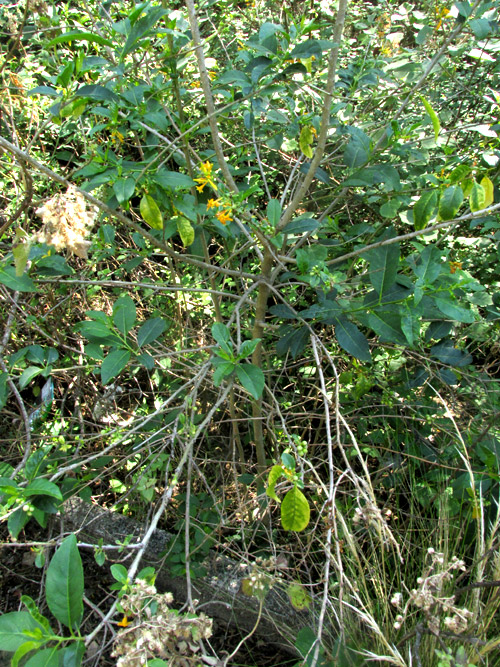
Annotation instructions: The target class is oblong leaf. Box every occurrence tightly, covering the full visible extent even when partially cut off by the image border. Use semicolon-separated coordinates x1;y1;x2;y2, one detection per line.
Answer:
469;181;486;212
176;216;194;247
480;176;494;208
420;96;440;141
24;480;62;501
267;199;282;227
334;317;371;362
137;318;166;347
45;535;83;629
101;349;131;385
281;486;310;531
266;465;285;502
113;177;135;204
439;185;463;221
235;363;265;399
113;295;136;335
414;190;438;230
140;195;163;230
47;31;113;47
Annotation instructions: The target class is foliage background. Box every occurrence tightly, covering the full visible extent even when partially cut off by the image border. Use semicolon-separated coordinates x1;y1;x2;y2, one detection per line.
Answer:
0;0;500;665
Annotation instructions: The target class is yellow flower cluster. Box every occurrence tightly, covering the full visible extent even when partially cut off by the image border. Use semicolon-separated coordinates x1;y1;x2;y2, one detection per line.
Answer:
206;198;232;225
194;161;217;193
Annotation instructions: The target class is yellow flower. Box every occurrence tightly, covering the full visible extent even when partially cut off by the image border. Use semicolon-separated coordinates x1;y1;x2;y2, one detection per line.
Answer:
449;261;462;274
216;209;232;225
194;161;218;192
207;198;222;209
117;615;130;627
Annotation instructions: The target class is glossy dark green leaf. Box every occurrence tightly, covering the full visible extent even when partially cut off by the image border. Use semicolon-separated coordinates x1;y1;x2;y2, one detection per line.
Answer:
431;342;472;366
439;185;463;221
113;177;136;204
211;323;232;355
267;199;282;227
137;318;166;347
334;317;371;362
235;363;265;399
153;170;195;190
414;190;438;230
24;480;63;501
121;7;166;58
45;535;84;629
276;326;309;358
113;295;136;335
367;310;407;345
101;349;131;385
365;233;400;295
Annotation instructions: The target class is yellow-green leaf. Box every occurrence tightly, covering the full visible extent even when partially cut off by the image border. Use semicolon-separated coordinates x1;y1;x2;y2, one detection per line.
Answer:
469;181;486;212
176;216;195;247
481;176;494;208
266;465;284;502
420;96;440;142
281;486;310;531
140;194;163;230
287;582;312;610
13;243;30;277
299;126;314;158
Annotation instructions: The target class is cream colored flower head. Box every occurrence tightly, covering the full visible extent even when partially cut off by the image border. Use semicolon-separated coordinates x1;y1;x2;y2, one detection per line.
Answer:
35;186;97;258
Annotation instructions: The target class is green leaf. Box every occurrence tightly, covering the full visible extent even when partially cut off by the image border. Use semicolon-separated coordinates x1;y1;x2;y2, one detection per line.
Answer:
110;563;128;583
12;640;47;666
176;216;195;247
334;317;371;362
439;185;463;221
121;6;166;58
25;480;62;501
76;321;121;346
20;596;52;634
113;295;136;335
8;508;30;539
153;170;195;190
212;359;235;386
235;363;265;399
47;31;113;47
45;535;83;630
24;646;61;666
101;349;131;385
367;310;407;345
420;96;440;141
19;366;44;390
0;265;37;292
267;199;282;227
365;233;400;295
140;195;163;230
0;371;9;410
0;611;43;653
431;342;472;366
237;339;260;359
433;296;475;323
344;138;370;168
469;181;486;212
281;452;295;469
412;245;442;284
414;190;438;230
449;163;472;184
137;318;166;347
282;218;319;235
281;486;310;531
211;322;232;353
299;126;314;158
266;465;284;502
113;177;135;204
74;84;120;103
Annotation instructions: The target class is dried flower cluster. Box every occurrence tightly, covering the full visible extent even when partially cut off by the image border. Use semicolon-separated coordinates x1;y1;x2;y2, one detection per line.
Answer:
35;186;97;258
391;549;472;635
111;579;213;667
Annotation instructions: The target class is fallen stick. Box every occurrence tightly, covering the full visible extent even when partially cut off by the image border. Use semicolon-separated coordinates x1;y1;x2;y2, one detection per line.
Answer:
63;497;312;654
